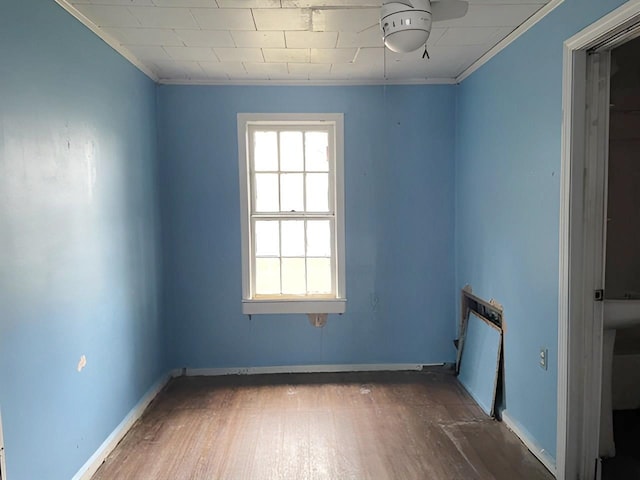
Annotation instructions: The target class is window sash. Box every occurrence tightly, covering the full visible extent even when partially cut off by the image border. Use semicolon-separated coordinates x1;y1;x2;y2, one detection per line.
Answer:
250;216;337;298
247;123;337;300
248;125;335;216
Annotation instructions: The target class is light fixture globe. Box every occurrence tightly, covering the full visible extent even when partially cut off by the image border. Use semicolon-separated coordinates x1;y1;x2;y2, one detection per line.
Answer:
380;1;432;53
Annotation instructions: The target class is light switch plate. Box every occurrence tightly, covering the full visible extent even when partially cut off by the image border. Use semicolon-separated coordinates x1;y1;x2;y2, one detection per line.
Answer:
540;347;548;370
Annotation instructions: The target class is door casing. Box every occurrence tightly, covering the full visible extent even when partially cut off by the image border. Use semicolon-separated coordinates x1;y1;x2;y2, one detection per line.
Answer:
558;2;640;479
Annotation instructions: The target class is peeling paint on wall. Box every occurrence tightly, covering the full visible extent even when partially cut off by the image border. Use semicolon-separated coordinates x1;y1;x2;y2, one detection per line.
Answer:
77;355;87;372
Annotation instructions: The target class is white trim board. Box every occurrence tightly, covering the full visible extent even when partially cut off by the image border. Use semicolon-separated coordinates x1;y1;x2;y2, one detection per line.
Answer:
502;411;557;476
161;78;459;86
557;2;640;479
456;0;565;83
177;363;432;377
72;373;172;480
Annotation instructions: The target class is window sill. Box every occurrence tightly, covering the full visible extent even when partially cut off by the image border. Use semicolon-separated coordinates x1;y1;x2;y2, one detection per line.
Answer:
242;299;346;315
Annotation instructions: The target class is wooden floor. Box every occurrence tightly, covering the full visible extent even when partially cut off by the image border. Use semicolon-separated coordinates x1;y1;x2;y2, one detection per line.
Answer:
92;369;553;480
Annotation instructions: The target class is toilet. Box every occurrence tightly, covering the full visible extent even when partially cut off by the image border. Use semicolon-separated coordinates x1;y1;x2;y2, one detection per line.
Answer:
600;300;640;457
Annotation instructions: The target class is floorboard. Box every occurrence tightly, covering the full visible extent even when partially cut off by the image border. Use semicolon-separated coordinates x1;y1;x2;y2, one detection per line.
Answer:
91;370;553;480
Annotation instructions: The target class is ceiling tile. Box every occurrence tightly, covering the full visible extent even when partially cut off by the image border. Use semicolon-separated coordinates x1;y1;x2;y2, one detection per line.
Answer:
435;26;514;46
330;61;382;80
434;4;543;28
164;46;218;62
385;45;486;79
231;31;286;48
282;0;382;8
214;47;264;62
336;24;382;48
127;7;198;28
331;46;382;78
191;8;256;30
126;45;173;62
466;0;548;3
253;9;311;31
283;0;380;6
152;0;216;6
217;0;280;6
173;29;235;47
353;46;383;65
283;72;311;80
72;4;140;27
152;61;206;80
101;27;183;46
288;62;331;75
263;48;309;63
76;0;152;5
63;0;551;84
311;8;378;32
200;61;247;77
310;48;357;63
244;62;289;77
427;28;447;45
285;31;337;48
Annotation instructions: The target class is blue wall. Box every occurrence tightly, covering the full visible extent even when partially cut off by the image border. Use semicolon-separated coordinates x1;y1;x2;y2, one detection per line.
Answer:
0;1;163;479
3;0;632;475
158;85;457;369
455;0;628;463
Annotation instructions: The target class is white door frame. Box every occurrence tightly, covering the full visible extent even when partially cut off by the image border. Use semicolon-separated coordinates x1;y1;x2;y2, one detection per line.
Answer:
558;2;640;479
0;409;5;480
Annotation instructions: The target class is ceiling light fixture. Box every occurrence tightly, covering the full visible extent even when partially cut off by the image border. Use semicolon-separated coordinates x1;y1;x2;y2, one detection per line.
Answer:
380;0;432;53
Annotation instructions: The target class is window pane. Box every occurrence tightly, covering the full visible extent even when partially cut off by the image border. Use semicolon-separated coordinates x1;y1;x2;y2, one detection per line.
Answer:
307;220;331;257
256;258;280;295
281;220;305;257
254;131;278;171
305;131;329;172
306;173;329;212
255;173;279;212
280;173;304;212
307;258;332;294
255;221;279;256
280;131;303;171
282;258;306;294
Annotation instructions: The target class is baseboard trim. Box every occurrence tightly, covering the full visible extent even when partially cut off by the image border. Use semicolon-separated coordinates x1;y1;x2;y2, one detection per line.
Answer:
501;410;557;476
72;372;171;480
179;363;434;377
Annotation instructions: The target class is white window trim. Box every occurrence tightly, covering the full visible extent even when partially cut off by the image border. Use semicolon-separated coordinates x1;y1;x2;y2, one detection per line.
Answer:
237;113;346;315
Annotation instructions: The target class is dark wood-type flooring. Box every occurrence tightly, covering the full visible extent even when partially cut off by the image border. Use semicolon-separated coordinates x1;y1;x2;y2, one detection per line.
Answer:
92;369;553;480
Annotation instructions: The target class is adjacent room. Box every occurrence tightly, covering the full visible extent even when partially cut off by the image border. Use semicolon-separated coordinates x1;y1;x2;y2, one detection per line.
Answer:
0;0;637;479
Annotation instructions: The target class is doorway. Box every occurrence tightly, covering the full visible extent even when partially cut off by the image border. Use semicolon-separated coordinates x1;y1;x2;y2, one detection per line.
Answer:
558;2;640;479
600;34;640;479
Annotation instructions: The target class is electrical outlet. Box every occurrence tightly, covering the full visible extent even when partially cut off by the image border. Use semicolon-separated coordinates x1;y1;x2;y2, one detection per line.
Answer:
539;347;548;370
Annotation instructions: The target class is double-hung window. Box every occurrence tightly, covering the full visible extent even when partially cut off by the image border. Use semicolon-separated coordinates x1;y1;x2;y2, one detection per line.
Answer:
238;114;346;315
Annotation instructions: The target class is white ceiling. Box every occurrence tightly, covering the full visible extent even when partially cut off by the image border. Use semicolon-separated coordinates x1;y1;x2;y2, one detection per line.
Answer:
59;0;553;84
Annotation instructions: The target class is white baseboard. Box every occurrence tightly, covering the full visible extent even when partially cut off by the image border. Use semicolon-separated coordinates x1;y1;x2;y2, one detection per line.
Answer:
501;410;557;477
178;363;436;377
72;372;172;480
